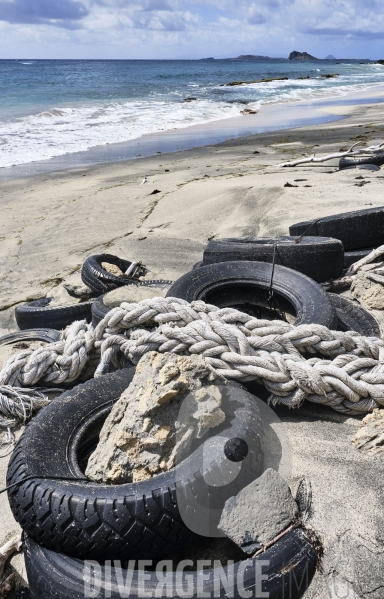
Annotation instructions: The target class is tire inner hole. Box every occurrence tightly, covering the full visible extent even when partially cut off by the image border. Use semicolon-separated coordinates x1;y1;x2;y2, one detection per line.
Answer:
200;283;296;323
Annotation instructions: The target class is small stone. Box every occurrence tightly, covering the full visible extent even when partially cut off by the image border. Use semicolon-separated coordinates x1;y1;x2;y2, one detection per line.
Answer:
141;436;160;449
132;468;151;482
157;389;180;405
241;108;258;115
195;385;222;406
107;463;125;483
137;382;154;413
200;407;226;429
155;425;171;441
218;469;298;554
148;464;160;474
115;431;140;458
142;417;152;432
351;408;384;455
101;262;124;277
159;363;180;385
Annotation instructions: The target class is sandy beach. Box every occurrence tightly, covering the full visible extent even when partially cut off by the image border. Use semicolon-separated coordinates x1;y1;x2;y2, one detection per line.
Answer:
1;94;384;597
2;94;384;332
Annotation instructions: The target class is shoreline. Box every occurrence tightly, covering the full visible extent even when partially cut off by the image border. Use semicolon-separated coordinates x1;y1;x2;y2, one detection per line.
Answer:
1;83;384;182
2;94;384;324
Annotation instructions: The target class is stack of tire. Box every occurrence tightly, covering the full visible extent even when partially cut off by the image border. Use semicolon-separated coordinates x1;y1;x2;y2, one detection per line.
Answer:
188;234;380;337
7;368;319;598
289;205;384;270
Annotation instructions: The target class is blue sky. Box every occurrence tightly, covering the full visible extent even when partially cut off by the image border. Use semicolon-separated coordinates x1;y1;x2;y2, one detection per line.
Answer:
0;0;382;59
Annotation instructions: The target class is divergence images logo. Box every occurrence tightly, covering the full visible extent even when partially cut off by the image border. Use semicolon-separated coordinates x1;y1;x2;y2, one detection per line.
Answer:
174;381;292;538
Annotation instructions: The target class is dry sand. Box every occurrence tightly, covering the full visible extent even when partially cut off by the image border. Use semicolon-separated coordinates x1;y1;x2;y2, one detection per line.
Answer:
1;97;384;597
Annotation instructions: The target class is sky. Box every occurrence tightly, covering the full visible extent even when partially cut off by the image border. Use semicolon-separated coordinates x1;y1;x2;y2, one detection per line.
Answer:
0;0;383;60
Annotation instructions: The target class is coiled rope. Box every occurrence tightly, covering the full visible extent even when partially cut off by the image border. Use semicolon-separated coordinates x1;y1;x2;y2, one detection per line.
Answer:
0;298;384;431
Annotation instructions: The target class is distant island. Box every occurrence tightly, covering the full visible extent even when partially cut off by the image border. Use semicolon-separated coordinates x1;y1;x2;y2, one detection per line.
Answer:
200;55;281;61
200;53;373;62
289;51;318;60
230;54;276;60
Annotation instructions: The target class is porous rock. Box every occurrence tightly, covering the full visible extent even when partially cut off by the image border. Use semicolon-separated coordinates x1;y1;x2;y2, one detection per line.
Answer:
351;408;384;455
103;283;168;307
218;468;298;554
350;264;384;310
86;351;226;484
101;261;125;277
241;108;258;115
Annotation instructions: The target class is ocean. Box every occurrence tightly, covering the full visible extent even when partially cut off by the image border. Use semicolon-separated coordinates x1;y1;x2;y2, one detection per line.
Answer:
1;58;384;171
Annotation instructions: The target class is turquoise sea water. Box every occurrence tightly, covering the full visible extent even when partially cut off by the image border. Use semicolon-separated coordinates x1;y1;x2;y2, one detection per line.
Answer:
0;58;384;170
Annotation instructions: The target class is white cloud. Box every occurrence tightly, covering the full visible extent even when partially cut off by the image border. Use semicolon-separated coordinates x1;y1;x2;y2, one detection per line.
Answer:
0;0;383;58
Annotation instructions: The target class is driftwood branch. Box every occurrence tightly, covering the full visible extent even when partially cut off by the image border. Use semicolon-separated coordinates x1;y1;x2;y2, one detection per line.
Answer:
0;573;15;598
278;141;384;168
0;535;22;580
321;276;354;292
367;272;384;285
322;246;384;290
346;244;384;275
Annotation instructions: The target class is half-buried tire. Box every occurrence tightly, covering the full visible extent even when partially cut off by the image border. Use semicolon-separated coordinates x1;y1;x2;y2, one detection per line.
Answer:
24;528;317;599
328;293;381;337
81;254;144;293
339;153;384;170
202;236;344;283
167;261;337;328
7;370;264;561
0;328;61;346
344;248;376;269
289;206;384;251
15;298;93;331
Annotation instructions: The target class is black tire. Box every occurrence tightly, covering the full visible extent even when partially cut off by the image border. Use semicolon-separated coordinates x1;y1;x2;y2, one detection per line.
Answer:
167;261;337;328
344;248;374;269
16;589;30;599
91;281;173;326
340;164;380;172
15;298;92;331
7;370;264;561
339;152;384;170
289;206;384;251
91;294;111;326
329;293;381;337
25;528;317;599
192;260;205;270
81;254;147;293
202;236;344;283
0;328;61;346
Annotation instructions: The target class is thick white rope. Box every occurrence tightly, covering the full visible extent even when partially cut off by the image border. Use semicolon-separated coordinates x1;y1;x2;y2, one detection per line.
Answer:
1;298;384;426
0;386;52;455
